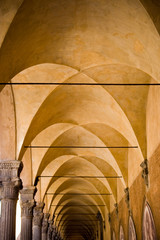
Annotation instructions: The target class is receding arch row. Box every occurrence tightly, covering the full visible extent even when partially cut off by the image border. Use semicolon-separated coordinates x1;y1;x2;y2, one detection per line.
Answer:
20;121;130;208
8;61;155;225
35;124;128;179
38;156;117;224
40;157;119;212
25;122;141;198
11;64;152;161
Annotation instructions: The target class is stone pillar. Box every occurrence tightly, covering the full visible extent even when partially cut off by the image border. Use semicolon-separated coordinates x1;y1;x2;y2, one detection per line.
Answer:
52;227;56;240
20;186;36;240
42;213;50;240
96;211;103;240
0;160;23;240
57;232;61;240
33;202;45;240
54;230;59;240
47;220;53;240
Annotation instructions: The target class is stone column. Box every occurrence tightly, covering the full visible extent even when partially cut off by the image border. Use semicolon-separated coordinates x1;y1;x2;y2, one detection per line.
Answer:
20;186;36;240
33;202;45;240
56;232;61;240
96;211;103;240
52;227;56;240
0;160;23;240
54;230;59;240
47;220;53;240
42;213;50;240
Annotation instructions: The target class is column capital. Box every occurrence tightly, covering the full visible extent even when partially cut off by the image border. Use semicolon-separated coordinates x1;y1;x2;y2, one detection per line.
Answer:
21;199;35;218
33;202;45;227
0;160;23;200
20;186;37;208
0;160;23;181
20;186;37;198
42;213;50;233
0;161;23;239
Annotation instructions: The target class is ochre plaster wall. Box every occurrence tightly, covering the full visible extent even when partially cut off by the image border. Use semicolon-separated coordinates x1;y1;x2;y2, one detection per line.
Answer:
110;144;160;239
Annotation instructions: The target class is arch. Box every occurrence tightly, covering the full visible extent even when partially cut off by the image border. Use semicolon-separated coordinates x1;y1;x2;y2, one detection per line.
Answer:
119;225;125;240
1;0;160;90
0;85;16;160
142;201;157;240
129;216;137;240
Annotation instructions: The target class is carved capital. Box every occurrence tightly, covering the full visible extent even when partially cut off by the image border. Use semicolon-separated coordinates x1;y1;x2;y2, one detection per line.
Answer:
20;186;36;217
33;212;43;227
0;160;23;200
140;159;149;187
0;160;23;181
42;213;50;233
33;202;45;227
21;199;35;217
1;178;22;199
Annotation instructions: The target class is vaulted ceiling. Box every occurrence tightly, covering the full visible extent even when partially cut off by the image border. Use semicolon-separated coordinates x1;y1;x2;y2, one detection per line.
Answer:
0;0;160;239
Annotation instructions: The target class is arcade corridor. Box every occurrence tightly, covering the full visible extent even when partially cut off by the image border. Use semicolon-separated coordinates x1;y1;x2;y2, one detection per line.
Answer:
0;0;160;239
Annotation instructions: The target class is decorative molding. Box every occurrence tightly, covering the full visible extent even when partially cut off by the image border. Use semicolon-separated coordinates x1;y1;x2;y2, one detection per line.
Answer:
140;159;149;187
20;186;37;197
0;160;23;170
0;160;23;181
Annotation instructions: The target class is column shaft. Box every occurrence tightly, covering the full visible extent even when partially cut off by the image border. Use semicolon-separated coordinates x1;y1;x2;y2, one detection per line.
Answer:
20;186;36;240
42;213;50;240
0;160;23;240
47;221;53;240
21;216;32;239
1;198;17;240
33;202;44;240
